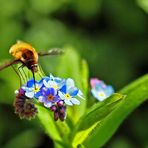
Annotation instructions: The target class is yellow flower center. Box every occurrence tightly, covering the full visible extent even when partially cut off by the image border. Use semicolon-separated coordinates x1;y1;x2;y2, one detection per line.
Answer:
65;93;71;99
33;87;40;93
48;94;54;101
53;85;58;89
99;92;105;97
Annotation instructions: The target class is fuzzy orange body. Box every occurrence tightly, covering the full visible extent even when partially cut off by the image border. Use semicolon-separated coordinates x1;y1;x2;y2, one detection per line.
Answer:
9;41;38;72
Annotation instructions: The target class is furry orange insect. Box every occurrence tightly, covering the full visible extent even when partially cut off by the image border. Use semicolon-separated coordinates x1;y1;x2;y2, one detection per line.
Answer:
0;41;63;84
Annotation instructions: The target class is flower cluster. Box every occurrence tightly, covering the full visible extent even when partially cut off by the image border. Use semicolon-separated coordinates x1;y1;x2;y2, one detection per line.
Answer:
14;88;38;120
14;74;84;121
90;78;114;101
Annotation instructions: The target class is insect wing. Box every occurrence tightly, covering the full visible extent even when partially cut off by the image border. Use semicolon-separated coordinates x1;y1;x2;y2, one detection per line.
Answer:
38;48;64;57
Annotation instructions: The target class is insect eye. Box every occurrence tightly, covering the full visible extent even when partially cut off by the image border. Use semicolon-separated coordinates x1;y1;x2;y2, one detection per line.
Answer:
22;53;27;59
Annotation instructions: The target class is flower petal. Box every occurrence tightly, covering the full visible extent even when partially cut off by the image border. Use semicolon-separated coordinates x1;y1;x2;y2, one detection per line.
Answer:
77;90;85;100
44;87;54;95
27;79;35;87
25;91;34;98
105;85;114;96
58;79;66;88
38;96;46;102
43;79;50;88
49;73;54;80
66;78;75;89
35;91;42;98
53;96;60;102
22;86;32;91
60;85;67;94
64;99;73;106
44;102;52;108
90;78;101;88
50;88;55;95
59;91;66;100
91;89;107;101
48;81;59;89
69;87;79;97
91;89;100;100
71;98;80;105
36;82;43;89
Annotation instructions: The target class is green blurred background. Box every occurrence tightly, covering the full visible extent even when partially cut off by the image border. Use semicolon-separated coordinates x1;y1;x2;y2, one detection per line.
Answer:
0;0;147;147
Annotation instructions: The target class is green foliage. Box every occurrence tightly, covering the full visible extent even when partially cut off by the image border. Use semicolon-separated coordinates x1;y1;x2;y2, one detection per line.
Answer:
71;93;124;147
0;0;147;147
57;47;87;123
82;74;148;147
37;105;62;142
31;49;148;147
137;0;148;13
73;0;103;19
29;0;67;15
4;129;41;148
73;93;124;132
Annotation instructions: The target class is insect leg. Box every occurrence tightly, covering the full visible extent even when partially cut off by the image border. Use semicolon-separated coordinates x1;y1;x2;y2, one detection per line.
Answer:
11;65;22;87
18;65;26;84
38;64;45;78
21;66;28;83
0;60;20;71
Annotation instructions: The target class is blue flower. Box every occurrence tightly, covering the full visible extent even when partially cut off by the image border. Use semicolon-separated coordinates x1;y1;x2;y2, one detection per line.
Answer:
22;79;43;98
90;78;114;101
38;87;59;107
49;73;63;82
59;78;82;106
43;74;65;90
14;73;85;121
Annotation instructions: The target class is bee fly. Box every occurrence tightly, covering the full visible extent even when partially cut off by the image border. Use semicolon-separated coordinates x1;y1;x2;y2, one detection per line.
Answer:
0;41;63;86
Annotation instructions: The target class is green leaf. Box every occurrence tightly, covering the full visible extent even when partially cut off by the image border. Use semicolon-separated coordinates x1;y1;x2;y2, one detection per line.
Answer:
71;93;124;147
36;105;62;141
76;59;89;120
57;46;81;85
137;0;148;13
75;93;124;132
37;104;71;146
81;74;148;147
80;59;89;98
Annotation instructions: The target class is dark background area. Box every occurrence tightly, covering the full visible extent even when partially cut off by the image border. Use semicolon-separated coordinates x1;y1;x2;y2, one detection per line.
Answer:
0;0;147;147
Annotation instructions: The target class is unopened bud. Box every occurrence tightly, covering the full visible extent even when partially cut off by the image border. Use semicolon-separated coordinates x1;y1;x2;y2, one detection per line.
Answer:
57;100;64;107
